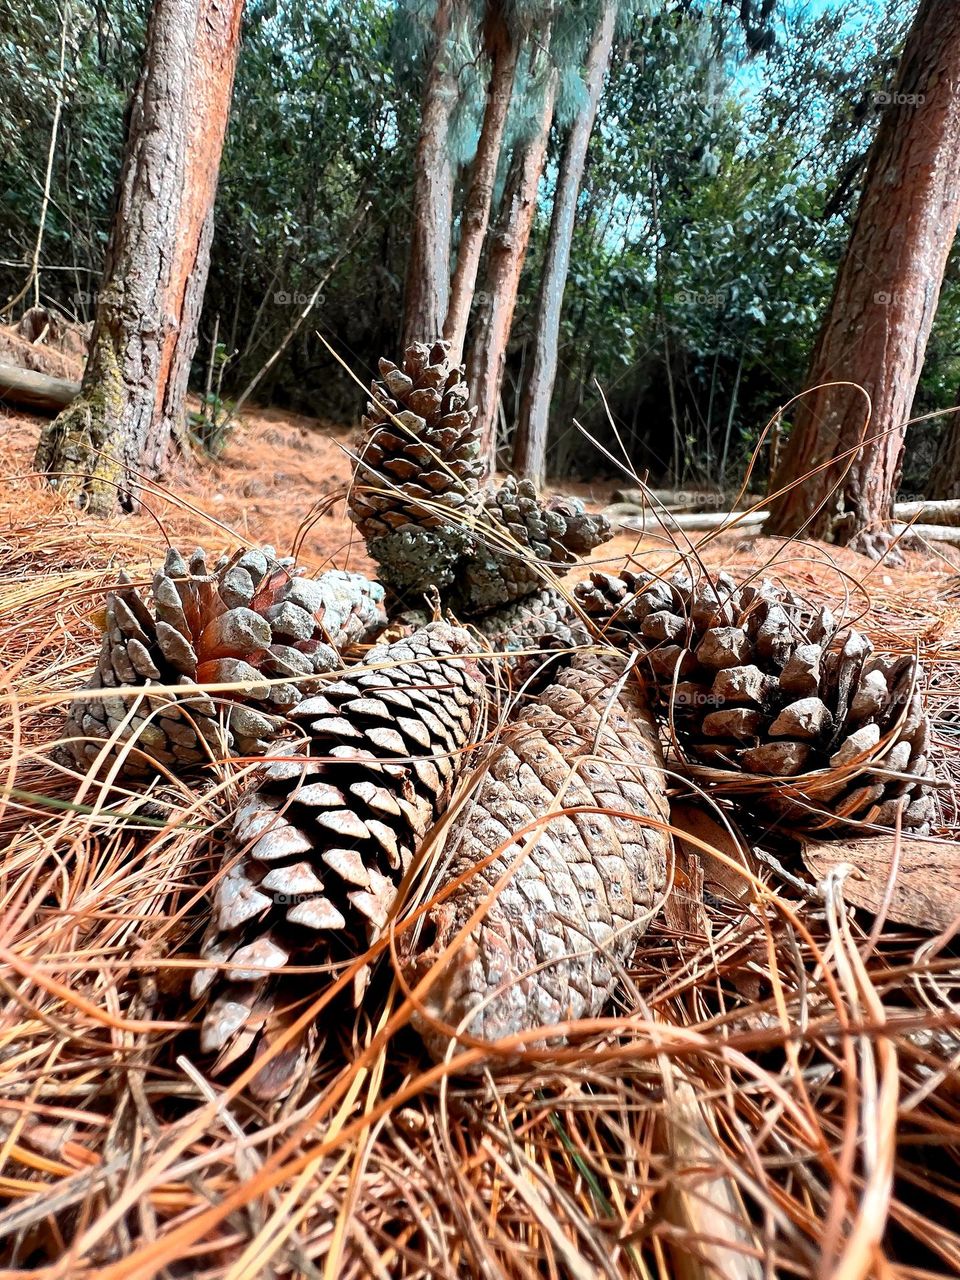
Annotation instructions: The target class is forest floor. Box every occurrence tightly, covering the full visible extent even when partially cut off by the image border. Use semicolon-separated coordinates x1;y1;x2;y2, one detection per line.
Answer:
2;394;960;1275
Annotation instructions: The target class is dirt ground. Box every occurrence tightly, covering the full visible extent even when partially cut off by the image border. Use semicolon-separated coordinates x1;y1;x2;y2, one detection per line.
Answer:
2;395;957;655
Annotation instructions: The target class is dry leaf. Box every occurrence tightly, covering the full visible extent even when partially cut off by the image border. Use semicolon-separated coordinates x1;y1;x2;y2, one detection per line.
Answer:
670;799;757;907
801;834;960;931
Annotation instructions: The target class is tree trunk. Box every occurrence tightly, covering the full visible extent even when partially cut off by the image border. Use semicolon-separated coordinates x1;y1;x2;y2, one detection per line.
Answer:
930;399;960;500
34;0;244;516
401;0;457;351
442;4;519;365
763;0;960;557
511;0;617;485
466;64;557;475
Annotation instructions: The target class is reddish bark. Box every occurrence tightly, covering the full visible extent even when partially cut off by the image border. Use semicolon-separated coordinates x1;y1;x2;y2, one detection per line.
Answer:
764;0;960;556
466;65;557;476
512;1;617;485
401;0;457;350
34;0;244;514
443;4;519;364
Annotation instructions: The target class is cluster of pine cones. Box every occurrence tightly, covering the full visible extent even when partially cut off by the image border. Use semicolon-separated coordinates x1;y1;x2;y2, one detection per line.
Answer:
60;340;938;1096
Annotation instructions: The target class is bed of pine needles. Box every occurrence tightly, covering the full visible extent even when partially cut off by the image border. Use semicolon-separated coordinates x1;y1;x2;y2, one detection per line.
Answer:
1;404;959;1278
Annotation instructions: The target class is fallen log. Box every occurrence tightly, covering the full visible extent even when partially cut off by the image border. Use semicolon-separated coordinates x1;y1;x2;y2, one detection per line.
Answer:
893;522;960;546
893;499;960;526
0;361;79;415
618;508;767;534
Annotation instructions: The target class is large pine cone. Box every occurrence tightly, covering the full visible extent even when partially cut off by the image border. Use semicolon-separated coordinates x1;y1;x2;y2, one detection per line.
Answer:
348;341;483;594
193;622;486;1094
454;477;611;612
576;568;936;833
63;546;387;776
400;654;670;1061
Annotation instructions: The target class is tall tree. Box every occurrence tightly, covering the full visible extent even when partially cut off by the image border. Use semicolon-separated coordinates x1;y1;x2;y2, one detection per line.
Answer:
764;0;960;556
466;56;558;472
512;0;618;483
442;2;520;363
34;0;244;515
401;0;459;350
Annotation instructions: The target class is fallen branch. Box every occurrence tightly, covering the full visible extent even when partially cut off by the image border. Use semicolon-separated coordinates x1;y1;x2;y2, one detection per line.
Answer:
618;508;767;533
0;361;79;415
894;499;960;526
893;522;960;547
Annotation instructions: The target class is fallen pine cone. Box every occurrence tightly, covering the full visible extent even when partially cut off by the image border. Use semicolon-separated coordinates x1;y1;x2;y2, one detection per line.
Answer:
400;652;670;1062
192;621;486;1097
576;567;936;833
63;545;387;776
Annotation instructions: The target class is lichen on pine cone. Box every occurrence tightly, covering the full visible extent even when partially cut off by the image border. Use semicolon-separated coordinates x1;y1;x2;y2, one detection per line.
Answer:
400;653;670;1061
348;340;483;594
63;545;387;776
576;568;936;833
192;622;486;1094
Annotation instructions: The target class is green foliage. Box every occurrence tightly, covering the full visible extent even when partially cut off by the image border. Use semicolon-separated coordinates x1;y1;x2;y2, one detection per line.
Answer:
5;0;954;488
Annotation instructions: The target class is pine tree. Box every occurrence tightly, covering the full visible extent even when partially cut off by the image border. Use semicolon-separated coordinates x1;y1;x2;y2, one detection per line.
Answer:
763;0;960;557
33;0;244;514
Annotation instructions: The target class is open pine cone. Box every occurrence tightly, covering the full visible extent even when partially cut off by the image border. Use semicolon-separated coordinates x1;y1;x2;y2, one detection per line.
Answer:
348;342;611;613
348;340;484;594
63;545;387;776
576;568;936;833
401;653;670;1061
453;476;611;613
193;621;486;1096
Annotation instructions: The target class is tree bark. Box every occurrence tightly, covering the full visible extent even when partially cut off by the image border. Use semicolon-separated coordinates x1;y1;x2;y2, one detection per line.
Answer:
930;399;960;500
442;3;519;365
34;0;244;515
466;64;557;475
511;0;617;485
401;0;457;351
763;0;960;556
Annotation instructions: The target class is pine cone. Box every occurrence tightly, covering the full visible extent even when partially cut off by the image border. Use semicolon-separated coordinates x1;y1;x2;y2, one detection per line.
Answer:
348;341;483;594
576;568;936;833
63;546;387;776
193;622;486;1094
400;653;670;1062
454;477;611;612
474;588;590;656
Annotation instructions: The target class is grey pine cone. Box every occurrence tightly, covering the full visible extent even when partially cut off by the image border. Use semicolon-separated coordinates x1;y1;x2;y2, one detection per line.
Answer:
401;653;670;1061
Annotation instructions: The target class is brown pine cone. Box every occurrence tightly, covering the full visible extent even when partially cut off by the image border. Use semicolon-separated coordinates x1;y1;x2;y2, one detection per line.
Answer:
193;622;486;1096
400;653;670;1062
575;568;936;833
63;546;387;776
348;340;483;594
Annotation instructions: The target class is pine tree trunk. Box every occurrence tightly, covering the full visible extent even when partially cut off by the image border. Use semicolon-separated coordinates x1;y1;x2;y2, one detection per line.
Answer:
401;0;457;350
764;0;960;557
511;0;617;485
466;65;557;475
33;0;244;516
930;399;960;500
442;5;519;364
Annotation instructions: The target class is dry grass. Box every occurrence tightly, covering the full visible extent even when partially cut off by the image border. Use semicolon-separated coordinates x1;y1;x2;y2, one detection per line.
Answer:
1;404;959;1277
